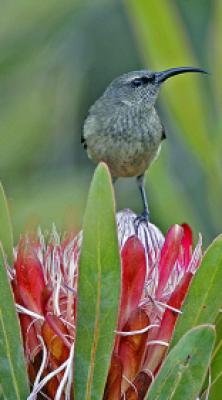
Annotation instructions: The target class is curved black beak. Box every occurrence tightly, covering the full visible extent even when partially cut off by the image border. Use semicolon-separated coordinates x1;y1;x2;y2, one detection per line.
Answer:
155;66;207;84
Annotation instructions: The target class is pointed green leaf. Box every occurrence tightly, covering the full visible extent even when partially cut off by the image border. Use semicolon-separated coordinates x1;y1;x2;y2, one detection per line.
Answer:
0;182;13;264
0;184;29;399
74;163;121;400
171;236;222;348
147;325;215;400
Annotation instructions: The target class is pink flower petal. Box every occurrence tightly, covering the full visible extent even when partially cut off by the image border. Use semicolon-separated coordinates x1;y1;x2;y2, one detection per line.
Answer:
15;238;46;314
145;271;193;376
180;223;193;270
156;225;184;298
42;315;70;363
45;314;71;349
122;371;152;400
118;236;146;331
103;354;123;400
189;233;202;273
119;308;149;393
20;313;40;358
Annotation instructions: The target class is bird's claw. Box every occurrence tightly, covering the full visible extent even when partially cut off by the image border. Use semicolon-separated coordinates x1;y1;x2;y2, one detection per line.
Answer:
134;211;150;232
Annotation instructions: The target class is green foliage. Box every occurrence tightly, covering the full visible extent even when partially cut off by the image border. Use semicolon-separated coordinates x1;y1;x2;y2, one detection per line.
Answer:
126;0;211;163
0;183;13;264
200;314;222;399
147;325;215;400
171;235;222;348
74;163;121;399
0;184;29;399
125;0;222;238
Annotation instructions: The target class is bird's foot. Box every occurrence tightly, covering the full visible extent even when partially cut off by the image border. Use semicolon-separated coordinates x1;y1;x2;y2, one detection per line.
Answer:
134;210;150;232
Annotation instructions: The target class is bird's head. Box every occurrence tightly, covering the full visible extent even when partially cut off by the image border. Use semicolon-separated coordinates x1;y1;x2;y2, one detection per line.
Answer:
103;67;207;109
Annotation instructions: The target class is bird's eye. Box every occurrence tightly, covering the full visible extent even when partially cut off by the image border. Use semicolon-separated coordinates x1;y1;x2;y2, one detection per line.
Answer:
130;75;155;88
131;78;143;88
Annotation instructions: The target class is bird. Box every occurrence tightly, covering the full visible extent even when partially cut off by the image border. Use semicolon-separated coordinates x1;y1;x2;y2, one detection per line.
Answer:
82;66;206;223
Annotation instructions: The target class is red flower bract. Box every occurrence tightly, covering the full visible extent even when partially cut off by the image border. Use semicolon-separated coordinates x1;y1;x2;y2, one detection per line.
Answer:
8;210;201;399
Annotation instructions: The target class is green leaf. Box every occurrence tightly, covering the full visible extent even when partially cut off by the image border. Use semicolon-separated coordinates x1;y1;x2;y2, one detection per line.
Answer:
200;314;222;399
74;163;121;400
0;183;29;399
171;236;222;348
211;0;222;116
147;325;215;400
0;385;4;400
0;182;13;264
148;155;204;233
125;0;213;170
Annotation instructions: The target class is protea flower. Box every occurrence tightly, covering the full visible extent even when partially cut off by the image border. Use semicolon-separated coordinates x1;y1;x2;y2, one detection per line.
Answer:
8;210;201;399
10;229;80;399
105;210;202;399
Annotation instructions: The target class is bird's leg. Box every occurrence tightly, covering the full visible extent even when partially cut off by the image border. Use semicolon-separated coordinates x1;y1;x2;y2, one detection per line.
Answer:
135;175;150;225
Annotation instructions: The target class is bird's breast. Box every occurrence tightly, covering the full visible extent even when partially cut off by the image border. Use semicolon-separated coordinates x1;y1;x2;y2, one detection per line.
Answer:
83;106;163;177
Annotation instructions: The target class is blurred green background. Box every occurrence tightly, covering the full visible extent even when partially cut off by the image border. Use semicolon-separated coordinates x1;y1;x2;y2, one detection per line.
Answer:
0;0;221;244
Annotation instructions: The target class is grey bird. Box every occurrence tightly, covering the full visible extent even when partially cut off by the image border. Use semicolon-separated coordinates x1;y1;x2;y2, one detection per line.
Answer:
82;66;206;222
